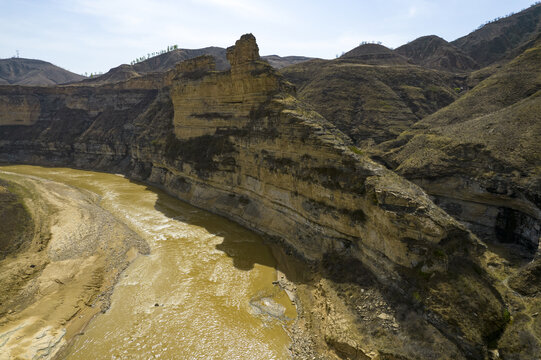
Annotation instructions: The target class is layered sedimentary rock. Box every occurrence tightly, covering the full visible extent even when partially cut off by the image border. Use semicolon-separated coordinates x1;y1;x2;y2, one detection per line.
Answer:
164;35;464;270
0;93;40;125
0;34;513;358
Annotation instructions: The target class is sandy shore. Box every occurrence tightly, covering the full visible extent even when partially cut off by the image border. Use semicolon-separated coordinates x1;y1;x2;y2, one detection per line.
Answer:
0;171;149;360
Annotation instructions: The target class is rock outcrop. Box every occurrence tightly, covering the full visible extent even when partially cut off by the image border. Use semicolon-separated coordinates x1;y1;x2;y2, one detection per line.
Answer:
0;34;514;358
163;35;466;269
0;92;40;125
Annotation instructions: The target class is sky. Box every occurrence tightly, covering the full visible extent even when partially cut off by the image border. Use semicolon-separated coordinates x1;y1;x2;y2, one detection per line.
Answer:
0;0;536;75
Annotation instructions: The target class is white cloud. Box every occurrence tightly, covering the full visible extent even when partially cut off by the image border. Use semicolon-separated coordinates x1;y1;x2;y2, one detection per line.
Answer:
193;0;262;17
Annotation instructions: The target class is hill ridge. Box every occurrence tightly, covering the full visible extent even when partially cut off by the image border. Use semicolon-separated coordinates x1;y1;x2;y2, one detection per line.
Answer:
396;35;478;72
0;58;85;86
451;2;541;66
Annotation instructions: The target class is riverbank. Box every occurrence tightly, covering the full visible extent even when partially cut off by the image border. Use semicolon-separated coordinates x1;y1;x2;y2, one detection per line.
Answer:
0;170;149;359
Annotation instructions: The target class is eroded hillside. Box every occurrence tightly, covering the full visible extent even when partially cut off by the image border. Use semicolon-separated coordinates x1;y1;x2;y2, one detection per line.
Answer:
281;51;462;146
0;58;85;86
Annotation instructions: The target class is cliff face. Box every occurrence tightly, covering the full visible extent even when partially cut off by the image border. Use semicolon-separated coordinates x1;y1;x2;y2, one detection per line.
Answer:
0;34;511;358
162;35;463;269
0;92;40;125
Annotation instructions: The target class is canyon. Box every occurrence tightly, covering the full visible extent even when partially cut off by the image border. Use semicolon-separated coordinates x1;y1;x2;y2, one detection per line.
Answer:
0;5;540;359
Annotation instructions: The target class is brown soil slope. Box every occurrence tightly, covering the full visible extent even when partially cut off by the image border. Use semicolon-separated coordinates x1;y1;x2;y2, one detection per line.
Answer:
0;58;84;86
281;54;461;146
396;35;478;72
452;3;541;67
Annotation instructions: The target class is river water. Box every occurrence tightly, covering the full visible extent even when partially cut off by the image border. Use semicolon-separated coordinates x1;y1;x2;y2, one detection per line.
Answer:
1;165;296;359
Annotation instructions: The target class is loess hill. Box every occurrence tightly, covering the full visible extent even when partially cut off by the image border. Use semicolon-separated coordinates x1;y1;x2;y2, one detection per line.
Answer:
452;3;541;67
280;44;462;146
81;47;311;85
0;58;85;86
395;35;479;72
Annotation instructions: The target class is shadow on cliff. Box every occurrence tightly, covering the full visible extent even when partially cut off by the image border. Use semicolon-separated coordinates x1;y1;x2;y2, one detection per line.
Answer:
140;180;313;283
143;179;383;294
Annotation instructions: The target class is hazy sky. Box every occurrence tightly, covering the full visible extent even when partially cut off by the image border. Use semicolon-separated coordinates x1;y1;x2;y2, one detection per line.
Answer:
0;0;536;75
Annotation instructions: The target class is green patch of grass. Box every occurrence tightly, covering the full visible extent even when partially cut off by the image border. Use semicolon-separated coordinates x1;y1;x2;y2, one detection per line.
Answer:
503;308;511;323
349;146;364;155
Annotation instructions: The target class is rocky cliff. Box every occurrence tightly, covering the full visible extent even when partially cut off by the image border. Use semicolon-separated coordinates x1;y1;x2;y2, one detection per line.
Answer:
0;34;517;359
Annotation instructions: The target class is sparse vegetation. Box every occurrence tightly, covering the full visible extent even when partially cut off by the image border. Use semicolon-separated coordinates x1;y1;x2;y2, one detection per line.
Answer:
130;44;179;65
349;146;363;155
476;1;541;30
359;40;383;46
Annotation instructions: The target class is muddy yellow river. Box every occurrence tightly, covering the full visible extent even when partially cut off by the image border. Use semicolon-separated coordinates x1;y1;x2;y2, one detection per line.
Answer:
1;165;295;359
